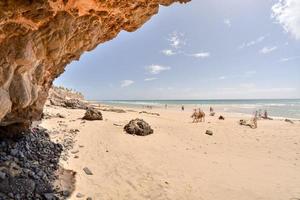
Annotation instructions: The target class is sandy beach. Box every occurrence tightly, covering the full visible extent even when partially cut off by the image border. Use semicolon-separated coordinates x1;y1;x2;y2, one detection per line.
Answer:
40;104;300;200
1;1;299;200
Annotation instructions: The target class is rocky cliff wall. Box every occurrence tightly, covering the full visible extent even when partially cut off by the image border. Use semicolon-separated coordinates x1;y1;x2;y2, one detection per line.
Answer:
0;0;190;136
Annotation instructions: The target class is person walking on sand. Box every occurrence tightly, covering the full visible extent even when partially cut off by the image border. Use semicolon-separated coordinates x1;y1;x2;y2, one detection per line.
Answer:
198;108;205;122
258;109;262;118
191;109;198;123
262;110;268;119
262;110;272;120
209;106;215;116
254;110;258;119
181;105;184;111
252;111;258;128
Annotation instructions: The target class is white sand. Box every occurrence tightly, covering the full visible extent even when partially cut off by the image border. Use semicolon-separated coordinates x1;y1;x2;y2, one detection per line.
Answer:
41;105;300;200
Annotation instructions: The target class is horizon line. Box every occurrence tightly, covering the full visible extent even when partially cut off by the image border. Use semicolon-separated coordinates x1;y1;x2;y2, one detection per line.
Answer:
89;98;300;101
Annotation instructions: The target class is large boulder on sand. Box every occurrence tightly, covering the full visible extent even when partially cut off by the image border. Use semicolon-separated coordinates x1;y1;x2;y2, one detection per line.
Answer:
124;119;154;136
82;108;103;121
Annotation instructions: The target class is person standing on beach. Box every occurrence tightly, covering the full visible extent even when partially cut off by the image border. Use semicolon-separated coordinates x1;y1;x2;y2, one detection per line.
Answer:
209;106;215;116
254;110;258;118
264;110;268;118
165;104;168;109
252;111;258;128
258;109;262;118
181;105;184;111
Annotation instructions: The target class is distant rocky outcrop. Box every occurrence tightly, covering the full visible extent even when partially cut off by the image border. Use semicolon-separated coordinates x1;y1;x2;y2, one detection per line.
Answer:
139;111;160;116
47;86;88;110
0;0;190;136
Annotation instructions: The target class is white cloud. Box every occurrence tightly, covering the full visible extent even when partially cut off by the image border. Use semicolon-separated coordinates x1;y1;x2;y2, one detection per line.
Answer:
157;87;174;91
239;36;266;49
219;84;296;95
259;46;278;54
120;80;134;88
168;32;186;49
218;76;227;80
190;52;211;58
146;65;171;74
144;77;157;81
164;32;210;59
272;0;300;40
245;70;257;76
224;19;232;27
279;56;300;62
240;83;256;89
263;87;296;92
162;49;176;56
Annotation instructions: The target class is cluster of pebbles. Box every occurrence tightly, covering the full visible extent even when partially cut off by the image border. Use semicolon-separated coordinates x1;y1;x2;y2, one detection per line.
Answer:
0;127;73;200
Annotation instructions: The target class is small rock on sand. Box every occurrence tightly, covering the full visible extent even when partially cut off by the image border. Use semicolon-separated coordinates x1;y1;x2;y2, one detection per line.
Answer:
205;130;213;136
83;167;93;175
285;119;294;124
56;113;66;118
219;115;225;120
71;150;79;154
139;111;160;116
76;193;85;198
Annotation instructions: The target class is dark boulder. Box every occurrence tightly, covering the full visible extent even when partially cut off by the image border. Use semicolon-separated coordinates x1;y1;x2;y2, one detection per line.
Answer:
82;108;103;121
205;130;213;136
124;119;153;136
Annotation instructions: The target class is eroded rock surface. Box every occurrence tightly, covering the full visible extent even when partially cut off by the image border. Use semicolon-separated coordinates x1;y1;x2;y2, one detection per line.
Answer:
0;0;190;135
82;107;103;121
48;86;88;109
124;118;154;136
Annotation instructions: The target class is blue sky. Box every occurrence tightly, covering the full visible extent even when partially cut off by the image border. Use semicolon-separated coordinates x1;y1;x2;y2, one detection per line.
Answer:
55;0;300;100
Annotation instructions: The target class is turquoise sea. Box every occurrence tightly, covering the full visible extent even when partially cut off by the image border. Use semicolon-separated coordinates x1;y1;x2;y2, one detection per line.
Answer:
98;99;300;119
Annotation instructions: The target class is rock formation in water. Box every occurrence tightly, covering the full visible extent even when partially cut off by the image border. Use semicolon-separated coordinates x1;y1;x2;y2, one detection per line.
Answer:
0;0;190;136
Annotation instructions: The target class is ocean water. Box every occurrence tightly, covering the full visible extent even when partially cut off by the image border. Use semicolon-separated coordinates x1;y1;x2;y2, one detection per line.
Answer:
98;99;300;119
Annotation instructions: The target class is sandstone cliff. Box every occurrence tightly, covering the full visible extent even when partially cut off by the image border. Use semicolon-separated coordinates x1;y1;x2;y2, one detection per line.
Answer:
0;0;190;135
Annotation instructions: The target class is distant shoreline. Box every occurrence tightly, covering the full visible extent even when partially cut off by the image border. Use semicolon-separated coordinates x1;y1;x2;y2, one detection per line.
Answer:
90;99;300;120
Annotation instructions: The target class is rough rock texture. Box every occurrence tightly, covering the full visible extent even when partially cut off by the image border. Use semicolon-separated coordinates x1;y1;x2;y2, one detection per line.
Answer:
0;126;76;199
0;0;190;136
49;86;84;102
82;107;103;121
47;86;88;110
124;118;153;136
